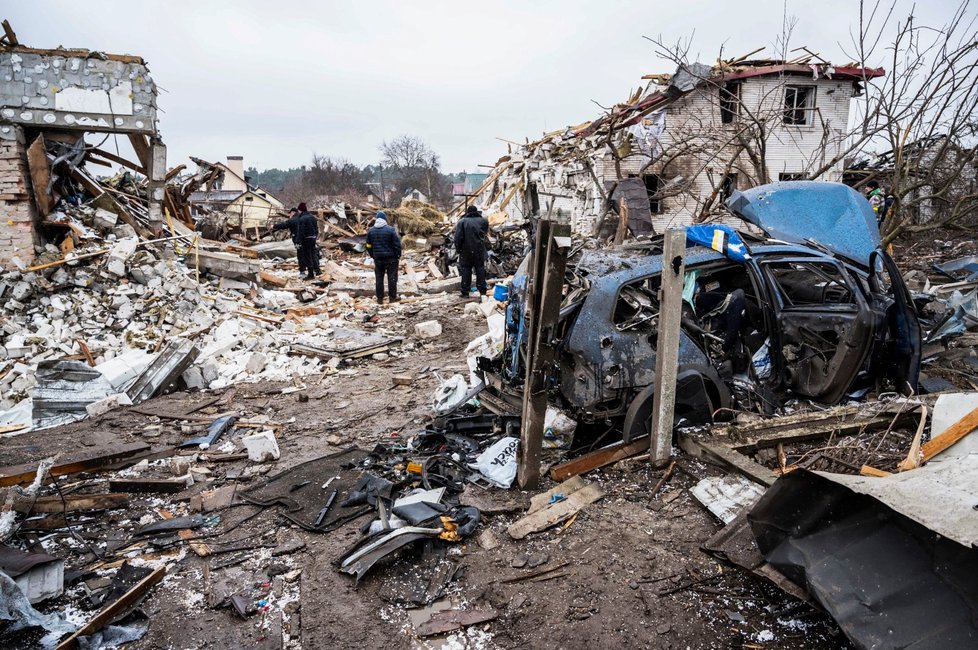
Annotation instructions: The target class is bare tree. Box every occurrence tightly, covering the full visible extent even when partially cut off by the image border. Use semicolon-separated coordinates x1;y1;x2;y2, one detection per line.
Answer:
283;154;368;206
842;1;978;244
379;135;450;203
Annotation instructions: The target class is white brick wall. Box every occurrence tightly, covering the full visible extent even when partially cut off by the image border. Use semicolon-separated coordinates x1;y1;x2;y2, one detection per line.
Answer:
490;73;860;236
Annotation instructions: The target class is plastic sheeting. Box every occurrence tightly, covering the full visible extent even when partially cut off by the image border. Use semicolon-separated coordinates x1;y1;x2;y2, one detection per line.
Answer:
685;224;751;262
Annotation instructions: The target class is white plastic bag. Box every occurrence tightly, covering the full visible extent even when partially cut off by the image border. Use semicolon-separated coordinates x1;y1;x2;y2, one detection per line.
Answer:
752;339;772;380
433;374;469;415
543;407;577;449
474;436;519;488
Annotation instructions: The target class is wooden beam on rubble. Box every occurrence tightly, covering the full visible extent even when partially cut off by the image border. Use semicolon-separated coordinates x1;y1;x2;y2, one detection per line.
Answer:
0;442;150;487
128;133;152;169
88;147;146;175
26;135;53;217
56;565;166;650
1;20;19;46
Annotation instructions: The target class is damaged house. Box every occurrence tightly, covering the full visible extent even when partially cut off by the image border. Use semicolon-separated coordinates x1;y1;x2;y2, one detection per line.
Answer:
466;52;883;237
0;25;166;269
188;155;285;233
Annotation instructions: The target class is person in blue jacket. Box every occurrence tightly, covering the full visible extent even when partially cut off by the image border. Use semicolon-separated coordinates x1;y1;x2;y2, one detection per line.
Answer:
365;211;402;303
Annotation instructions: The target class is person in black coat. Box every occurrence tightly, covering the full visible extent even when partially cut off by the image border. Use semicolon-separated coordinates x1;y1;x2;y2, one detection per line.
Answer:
365;211;402;303
295;203;320;278
270;206;308;275
454;204;490;298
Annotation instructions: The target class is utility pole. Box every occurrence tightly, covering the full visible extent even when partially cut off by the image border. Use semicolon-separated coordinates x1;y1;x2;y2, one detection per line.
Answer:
650;228;686;465
517;216;572;488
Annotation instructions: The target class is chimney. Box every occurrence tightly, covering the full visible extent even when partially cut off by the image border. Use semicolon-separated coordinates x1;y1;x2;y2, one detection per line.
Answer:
224;155;247;192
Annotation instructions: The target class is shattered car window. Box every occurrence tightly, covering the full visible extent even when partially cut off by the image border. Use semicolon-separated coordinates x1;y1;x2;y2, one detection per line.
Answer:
766;261;854;307
613;276;660;331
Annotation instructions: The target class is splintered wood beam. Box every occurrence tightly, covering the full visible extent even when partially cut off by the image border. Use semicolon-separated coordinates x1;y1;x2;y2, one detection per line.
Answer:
549;436;650;482
2;20;19;46
128;133;152;169
0;443;150;487
89;147;146;174
56;565;166;649
13;493;130;513
26;135;53;216
921;405;978;461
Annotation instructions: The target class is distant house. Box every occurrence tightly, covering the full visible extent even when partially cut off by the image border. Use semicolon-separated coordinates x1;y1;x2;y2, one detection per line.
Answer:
189;155;284;231
404;188;429;203
452;173;489;200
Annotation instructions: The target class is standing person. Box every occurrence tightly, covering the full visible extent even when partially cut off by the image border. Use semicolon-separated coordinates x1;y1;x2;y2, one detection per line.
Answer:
454;204;489;299
269;207;306;275
296;202;320;279
864;180;884;215
365;211;402;303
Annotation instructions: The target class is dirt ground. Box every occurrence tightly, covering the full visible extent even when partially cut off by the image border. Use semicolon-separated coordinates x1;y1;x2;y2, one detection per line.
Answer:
0;286;863;650
16;226;977;650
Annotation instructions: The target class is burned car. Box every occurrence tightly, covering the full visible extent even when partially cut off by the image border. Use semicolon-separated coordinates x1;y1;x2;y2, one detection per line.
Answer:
478;181;921;442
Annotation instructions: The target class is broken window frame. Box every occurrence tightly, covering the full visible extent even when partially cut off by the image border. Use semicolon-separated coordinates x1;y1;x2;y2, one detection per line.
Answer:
763;259;858;309
719;81;741;124
778;172;805;181
721;173;738;202
643;174;663;214
783;85;816;126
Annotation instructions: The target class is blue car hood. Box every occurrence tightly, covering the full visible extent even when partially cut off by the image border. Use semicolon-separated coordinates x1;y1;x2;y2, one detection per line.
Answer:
726;181;881;264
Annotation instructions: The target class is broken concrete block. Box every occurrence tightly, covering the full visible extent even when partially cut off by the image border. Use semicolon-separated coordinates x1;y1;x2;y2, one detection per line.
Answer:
11;281;32;302
414;320;442;339
93;208;118;232
242;430;280;462
392;374;414;387
171;457;191;476
106;237;138;277
85;392;133;417
200;358;220;384
245;352;267;374
182;366;205;390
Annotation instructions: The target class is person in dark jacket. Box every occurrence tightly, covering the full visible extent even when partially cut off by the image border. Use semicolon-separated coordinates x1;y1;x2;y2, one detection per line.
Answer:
365;211;402;303
296;203;322;280
269;206;308;274
454;204;490;298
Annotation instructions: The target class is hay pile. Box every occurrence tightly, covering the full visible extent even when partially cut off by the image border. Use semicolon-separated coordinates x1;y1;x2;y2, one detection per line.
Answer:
385;199;446;236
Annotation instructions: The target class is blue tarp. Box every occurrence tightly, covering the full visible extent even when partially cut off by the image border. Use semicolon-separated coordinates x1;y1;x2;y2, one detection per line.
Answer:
726;181;881;264
685;224;751;262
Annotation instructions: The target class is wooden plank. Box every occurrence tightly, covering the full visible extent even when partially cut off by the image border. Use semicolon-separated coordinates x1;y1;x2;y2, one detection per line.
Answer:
128;134;151;169
898;406;929;471
681;436;778;487
507;482;605;539
88;148;146;174
859;465;892;477
259;270;289;287
108;478;189;493
13;493;129;514
651;229;685;463
56;565;166;650
26;135;53;216
549;436;650;482
427;260;444;279
0;442;150;487
1;19;19;46
528;476;587;514
0;423;27;434
921;405;978;460
76;339;96;367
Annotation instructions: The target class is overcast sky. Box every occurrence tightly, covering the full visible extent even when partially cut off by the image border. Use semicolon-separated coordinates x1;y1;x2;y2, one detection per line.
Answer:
9;0;964;173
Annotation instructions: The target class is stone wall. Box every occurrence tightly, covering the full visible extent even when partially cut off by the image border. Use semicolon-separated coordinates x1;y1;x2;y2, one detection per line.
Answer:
0;126;36;268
